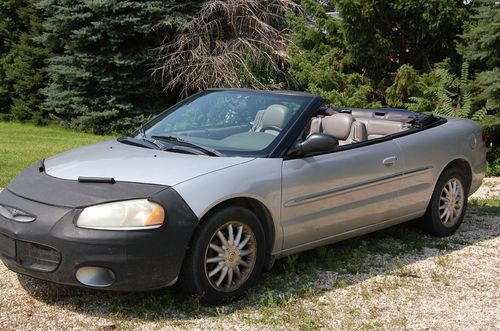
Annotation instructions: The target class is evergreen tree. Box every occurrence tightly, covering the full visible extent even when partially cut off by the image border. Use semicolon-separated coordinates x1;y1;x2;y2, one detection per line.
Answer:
334;0;470;83
39;0;197;134
1;0;47;122
0;0;34;115
287;0;378;107
459;0;500;139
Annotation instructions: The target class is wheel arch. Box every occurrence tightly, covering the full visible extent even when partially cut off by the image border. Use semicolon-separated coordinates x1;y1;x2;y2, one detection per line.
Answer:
439;158;473;192
423;157;471;236
191;196;276;267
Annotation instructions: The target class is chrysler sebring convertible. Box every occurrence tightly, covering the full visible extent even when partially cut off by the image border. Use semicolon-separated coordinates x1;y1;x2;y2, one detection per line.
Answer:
0;89;486;303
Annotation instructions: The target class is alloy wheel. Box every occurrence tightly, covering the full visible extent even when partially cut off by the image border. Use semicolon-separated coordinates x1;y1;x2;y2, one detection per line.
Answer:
438;178;464;227
204;221;257;292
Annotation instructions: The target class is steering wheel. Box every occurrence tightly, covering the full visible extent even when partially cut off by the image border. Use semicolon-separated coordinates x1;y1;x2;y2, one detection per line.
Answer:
260;125;282;134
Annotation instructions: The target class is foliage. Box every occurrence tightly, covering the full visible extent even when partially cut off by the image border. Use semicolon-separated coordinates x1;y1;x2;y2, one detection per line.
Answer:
386;62;486;121
486;147;500;177
288;0;470;108
0;0;497;138
155;0;301;97
38;0;197;134
459;0;500;72
467;69;500;118
0;0;39;114
286;0;379;107
334;0;470;83
458;0;500;143
386;58;497;169
0;0;28;55
1;0;47;123
385;64;420;108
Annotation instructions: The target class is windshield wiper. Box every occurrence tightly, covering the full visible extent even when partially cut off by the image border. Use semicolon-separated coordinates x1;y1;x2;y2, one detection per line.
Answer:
151;135;224;157
117;136;164;150
119;122;167;150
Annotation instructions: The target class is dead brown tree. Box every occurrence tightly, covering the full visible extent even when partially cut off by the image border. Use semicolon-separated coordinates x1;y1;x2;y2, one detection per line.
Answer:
154;0;302;96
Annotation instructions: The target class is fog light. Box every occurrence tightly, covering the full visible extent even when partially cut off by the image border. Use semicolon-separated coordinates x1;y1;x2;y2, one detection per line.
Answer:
75;266;115;288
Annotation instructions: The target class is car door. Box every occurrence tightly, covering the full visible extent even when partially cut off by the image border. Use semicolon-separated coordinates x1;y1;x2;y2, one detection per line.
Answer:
281;139;403;250
391;130;443;217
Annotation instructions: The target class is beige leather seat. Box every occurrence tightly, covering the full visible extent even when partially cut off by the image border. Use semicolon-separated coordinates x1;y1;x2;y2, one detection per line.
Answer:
308;116;323;136
251;104;292;135
347;121;369;144
355;118;405;140
311;113;368;145
322;113;354;143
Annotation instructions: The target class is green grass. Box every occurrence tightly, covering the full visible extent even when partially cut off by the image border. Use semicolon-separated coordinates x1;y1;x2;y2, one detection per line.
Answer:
0;122;114;187
468;198;500;215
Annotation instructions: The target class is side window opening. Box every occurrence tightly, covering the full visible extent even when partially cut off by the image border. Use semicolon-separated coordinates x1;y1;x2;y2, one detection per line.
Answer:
304;105;431;147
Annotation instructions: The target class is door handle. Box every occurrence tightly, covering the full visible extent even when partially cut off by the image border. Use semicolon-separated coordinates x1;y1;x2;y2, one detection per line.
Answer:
382;156;398;166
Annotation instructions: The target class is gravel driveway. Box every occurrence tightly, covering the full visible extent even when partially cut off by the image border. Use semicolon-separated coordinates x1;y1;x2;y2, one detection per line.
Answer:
0;179;499;330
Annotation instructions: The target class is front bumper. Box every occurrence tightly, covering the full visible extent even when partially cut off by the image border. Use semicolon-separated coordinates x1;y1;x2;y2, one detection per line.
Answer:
0;171;198;291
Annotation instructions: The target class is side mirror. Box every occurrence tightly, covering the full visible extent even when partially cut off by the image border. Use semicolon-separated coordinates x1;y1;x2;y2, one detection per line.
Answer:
292;133;339;156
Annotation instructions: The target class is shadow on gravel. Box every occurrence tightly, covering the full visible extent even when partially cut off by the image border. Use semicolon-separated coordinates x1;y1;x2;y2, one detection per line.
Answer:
17;200;500;325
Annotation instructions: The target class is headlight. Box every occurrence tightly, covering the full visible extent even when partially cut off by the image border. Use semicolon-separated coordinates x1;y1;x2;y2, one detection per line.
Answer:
76;199;165;230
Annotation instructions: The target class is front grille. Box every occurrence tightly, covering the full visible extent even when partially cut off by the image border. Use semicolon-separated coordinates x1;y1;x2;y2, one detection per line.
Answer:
16;240;61;272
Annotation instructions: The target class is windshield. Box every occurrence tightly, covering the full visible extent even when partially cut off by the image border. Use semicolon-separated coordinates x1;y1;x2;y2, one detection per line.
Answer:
139;90;312;156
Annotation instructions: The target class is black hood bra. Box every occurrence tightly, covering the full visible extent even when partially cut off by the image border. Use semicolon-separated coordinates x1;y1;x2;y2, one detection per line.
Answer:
6;162;168;208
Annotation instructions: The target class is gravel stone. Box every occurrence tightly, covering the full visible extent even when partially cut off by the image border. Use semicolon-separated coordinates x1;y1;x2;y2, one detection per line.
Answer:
470;177;500;200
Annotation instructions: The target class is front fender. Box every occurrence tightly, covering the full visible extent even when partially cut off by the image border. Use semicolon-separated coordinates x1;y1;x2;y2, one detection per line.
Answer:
172;158;283;253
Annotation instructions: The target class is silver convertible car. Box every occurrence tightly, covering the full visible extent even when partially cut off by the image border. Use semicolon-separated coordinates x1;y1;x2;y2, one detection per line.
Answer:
0;89;486;304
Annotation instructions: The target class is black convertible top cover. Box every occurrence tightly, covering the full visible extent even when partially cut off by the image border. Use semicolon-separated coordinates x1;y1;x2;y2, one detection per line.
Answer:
5;162;167;208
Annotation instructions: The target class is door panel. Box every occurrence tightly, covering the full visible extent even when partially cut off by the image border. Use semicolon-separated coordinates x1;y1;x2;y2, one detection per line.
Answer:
392;132;440;217
281;140;402;249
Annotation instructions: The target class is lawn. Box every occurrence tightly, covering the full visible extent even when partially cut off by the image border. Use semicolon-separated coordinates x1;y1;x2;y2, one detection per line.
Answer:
0;122;114;187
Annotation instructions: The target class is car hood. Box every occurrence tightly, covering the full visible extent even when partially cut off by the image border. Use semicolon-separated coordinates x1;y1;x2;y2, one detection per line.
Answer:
44;139;255;186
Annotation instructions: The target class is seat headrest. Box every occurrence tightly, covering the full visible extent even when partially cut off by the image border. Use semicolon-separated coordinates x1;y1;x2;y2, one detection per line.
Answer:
321;113;354;140
261;104;291;129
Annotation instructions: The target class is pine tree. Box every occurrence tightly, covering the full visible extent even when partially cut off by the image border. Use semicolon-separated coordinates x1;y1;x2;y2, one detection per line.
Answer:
0;0;35;115
458;0;500;140
334;0;470;83
287;0;378;107
1;0;47;122
39;0;197;134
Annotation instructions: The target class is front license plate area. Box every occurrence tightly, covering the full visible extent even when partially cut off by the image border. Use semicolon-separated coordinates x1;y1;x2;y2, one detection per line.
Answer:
0;232;16;259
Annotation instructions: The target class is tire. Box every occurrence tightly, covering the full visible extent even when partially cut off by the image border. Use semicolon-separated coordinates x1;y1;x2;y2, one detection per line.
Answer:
178;206;266;304
424;167;469;237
